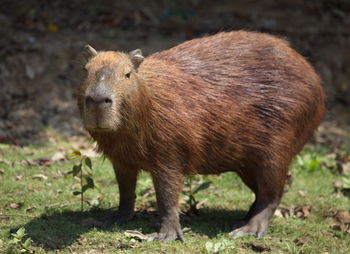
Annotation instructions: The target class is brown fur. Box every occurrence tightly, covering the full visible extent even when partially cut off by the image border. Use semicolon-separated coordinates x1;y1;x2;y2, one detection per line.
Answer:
78;31;325;241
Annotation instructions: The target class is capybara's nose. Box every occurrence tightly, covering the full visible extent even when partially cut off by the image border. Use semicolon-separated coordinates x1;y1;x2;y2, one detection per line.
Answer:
85;95;112;106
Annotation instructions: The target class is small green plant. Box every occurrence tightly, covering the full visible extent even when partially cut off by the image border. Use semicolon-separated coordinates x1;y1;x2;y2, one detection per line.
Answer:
205;239;235;253
295;153;322;171
341;175;350;188
68;150;102;212
182;175;211;212
9;227;33;253
285;242;302;254
340;175;350;198
294;152;336;173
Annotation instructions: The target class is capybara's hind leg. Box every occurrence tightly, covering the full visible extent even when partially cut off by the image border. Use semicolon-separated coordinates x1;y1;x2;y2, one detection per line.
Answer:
231;166;286;239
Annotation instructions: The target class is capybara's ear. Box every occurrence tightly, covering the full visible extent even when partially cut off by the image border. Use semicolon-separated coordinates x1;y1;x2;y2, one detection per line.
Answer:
85;44;98;57
129;49;144;69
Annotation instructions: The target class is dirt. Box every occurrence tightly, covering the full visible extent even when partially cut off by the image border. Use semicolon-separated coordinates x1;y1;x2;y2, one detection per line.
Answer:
0;0;349;143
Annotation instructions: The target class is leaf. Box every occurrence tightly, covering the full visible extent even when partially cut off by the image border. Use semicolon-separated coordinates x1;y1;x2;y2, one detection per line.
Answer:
32;174;48;180
85;176;94;189
70;151;82;159
213;242;223;252
25;205;37;212
10;238;20;244
34;158;54;167
47;24;59;32
85;157;92;170
13;227;26;239
73;164;82;177
205;241;213;252
82;184;90;193
94;181;101;191
195;199;207;210
341;162;350;175
294;205;312;218
193;181;211;195
341;176;350;189
8;203;23;209
22;238;32;249
331;210;350;233
51;151;67;162
309;158;320;170
73;191;81;196
124;230;149;241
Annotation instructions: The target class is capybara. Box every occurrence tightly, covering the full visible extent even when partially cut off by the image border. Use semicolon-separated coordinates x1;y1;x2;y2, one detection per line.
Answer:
78;31;325;241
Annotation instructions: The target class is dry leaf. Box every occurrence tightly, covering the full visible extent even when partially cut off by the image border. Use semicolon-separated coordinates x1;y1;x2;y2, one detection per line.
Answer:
195;199;207;210
298;190;306;197
8;203;23;209
331;210;350;233
334;210;350;224
275;207;293;218
341;162;350;175
32;174;48;180
15;174;23;181
295;205;312;219
51;151;67;162
124;230;149;241
275;205;311;219
26;206;37;212
274;208;283;218
0;158;11;165
35;158;55;166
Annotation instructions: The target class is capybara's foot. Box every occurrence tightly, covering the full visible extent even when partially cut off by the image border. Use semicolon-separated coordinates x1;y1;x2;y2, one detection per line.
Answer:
104;210;134;225
230;215;269;239
146;224;184;242
230;224;266;239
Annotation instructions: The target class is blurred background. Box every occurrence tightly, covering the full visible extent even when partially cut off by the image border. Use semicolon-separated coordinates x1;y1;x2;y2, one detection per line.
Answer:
0;0;349;144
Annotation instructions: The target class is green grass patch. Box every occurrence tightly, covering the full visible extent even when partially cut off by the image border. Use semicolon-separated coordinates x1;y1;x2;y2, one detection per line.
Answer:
0;139;349;253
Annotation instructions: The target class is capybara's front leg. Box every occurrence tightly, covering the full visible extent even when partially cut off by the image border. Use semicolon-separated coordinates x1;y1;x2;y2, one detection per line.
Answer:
106;164;138;225
148;169;184;242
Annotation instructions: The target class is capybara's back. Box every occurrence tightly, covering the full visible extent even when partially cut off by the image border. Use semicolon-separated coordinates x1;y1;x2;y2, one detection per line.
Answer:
151;31;325;158
79;31;325;241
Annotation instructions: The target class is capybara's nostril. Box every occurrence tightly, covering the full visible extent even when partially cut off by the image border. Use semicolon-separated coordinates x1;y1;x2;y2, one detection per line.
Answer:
104;98;112;104
85;95;112;105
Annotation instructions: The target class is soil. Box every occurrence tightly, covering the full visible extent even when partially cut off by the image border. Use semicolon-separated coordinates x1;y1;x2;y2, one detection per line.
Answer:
0;0;349;144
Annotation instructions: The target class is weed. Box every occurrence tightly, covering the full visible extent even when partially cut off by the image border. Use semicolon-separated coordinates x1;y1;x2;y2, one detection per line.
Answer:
294;151;336;173
205;239;235;253
68;150;103;212
182;175;211;212
7;227;33;253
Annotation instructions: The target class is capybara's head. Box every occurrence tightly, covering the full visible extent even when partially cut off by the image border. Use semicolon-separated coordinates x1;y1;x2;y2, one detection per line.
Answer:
78;45;144;132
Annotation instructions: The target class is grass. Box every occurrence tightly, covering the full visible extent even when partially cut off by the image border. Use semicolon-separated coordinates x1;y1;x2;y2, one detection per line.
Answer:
0;135;349;253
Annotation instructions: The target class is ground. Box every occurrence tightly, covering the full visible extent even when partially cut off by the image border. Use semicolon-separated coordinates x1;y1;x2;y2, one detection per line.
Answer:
0;133;349;253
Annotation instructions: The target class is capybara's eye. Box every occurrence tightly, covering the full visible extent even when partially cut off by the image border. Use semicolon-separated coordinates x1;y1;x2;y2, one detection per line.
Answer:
125;72;131;79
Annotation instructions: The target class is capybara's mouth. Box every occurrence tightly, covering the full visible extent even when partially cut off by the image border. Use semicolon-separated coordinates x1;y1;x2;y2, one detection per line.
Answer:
90;127;111;132
84;124;112;132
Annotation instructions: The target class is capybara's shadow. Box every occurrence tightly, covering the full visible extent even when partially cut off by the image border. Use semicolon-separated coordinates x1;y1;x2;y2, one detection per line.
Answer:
19;207;246;250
